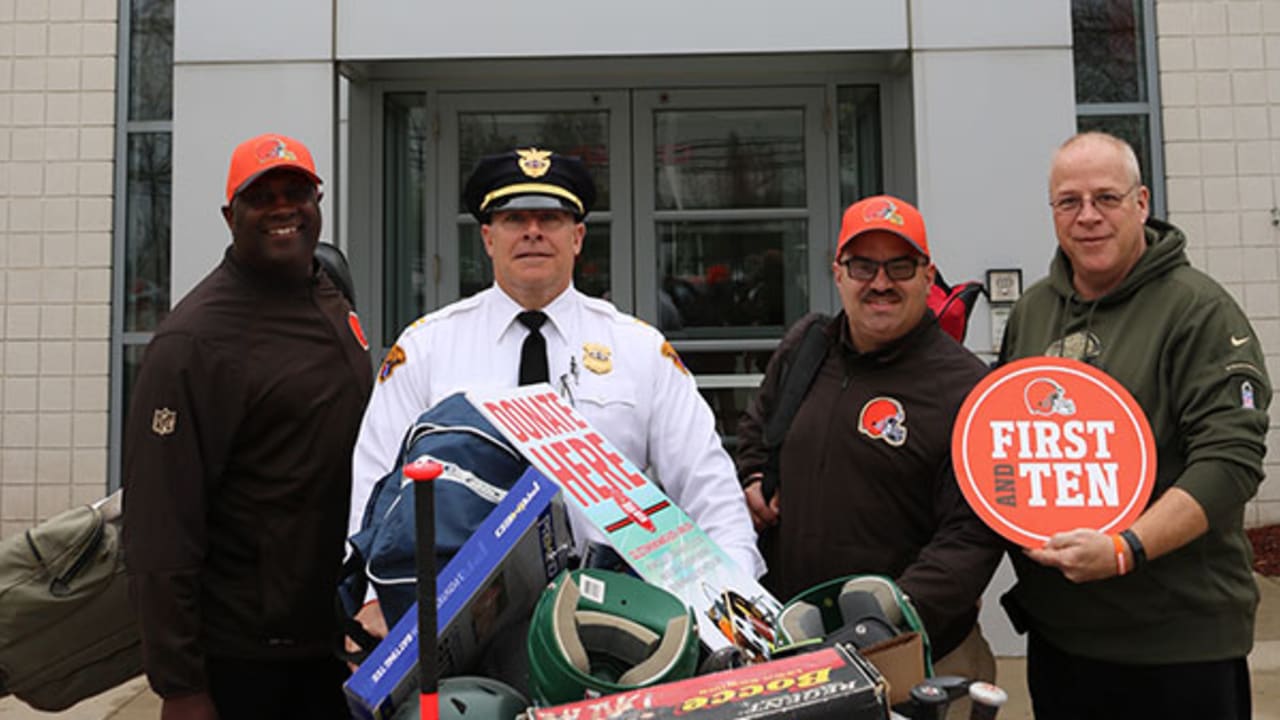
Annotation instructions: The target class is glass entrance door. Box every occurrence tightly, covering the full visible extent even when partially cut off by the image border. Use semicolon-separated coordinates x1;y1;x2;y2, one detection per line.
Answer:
632;88;830;439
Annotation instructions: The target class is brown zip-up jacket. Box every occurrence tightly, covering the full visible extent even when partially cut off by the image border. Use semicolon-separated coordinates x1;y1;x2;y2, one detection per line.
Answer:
122;249;372;697
737;312;1001;658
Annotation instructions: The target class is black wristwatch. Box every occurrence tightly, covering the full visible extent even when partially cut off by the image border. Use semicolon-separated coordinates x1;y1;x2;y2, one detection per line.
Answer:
1120;529;1147;570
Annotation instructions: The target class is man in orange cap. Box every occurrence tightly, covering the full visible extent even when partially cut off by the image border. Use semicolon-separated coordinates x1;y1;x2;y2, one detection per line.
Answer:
736;195;1002;690
123;133;371;719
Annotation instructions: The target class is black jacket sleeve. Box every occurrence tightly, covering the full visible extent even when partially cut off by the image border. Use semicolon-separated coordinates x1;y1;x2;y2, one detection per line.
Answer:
122;333;242;698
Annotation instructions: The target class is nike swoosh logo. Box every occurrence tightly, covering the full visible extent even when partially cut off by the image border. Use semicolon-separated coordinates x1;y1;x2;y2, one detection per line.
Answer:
1231;335;1251;347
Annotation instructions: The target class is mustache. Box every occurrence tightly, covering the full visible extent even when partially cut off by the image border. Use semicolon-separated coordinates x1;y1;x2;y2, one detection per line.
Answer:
860;288;901;302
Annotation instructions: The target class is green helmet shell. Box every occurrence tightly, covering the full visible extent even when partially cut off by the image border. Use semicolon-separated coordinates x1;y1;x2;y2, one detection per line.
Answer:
390;676;528;720
527;569;699;705
778;573;933;674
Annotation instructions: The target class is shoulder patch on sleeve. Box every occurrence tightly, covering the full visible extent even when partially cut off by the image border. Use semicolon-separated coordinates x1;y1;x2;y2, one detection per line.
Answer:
378;344;407;383
660;341;689;375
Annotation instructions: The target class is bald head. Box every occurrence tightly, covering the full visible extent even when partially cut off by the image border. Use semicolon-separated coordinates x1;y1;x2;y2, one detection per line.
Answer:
1050;132;1141;190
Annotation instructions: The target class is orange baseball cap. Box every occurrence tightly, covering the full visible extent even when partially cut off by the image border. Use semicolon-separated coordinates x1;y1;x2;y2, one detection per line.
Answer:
224;133;322;203
837;195;929;259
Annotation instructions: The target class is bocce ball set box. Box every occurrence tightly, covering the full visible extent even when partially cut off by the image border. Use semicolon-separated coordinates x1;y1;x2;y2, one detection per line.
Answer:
344;468;572;720
528;644;890;720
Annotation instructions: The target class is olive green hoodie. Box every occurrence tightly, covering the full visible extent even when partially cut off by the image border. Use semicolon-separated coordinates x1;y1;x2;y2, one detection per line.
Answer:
999;218;1270;663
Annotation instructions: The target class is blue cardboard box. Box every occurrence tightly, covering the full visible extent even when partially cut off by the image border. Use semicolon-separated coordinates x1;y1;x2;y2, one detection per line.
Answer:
344;468;570;720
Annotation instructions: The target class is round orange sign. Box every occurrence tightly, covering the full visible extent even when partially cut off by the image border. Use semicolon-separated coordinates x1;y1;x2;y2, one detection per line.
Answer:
951;357;1156;548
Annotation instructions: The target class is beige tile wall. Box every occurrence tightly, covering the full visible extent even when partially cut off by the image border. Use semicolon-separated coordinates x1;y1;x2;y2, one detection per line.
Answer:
1158;0;1280;526
0;0;115;540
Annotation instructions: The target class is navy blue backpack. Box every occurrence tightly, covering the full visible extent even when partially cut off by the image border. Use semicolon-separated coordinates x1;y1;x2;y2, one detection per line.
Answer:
340;393;530;627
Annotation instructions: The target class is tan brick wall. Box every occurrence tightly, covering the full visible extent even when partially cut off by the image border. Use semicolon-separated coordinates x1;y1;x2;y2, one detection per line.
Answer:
1157;0;1280;526
0;0;115;539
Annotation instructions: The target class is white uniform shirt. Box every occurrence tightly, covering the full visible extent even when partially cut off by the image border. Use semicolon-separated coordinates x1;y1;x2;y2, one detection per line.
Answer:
351;285;765;578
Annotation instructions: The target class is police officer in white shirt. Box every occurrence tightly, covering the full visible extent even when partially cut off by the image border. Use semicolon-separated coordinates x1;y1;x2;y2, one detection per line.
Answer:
348;147;764;643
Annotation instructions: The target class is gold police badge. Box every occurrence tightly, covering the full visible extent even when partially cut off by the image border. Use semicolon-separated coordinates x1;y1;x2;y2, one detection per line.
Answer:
152;408;177;436
582;343;612;374
517;148;552;178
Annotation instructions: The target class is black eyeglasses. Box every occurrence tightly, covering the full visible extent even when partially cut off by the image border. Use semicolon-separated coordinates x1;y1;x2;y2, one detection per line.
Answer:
1049;184;1139;215
838;255;925;281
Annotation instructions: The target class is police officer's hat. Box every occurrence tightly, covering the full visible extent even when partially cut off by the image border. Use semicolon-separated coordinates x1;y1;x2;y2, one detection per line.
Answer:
463;148;596;223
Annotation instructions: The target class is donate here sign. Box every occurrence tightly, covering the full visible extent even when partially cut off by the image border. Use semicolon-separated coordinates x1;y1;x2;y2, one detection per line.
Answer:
951;357;1156;548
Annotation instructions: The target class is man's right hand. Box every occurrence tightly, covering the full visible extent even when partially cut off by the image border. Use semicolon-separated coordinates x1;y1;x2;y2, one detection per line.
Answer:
744;479;780;531
160;691;219;720
345;600;389;671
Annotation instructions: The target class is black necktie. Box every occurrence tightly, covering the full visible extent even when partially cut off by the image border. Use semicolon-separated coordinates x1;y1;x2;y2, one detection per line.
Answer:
517;310;549;385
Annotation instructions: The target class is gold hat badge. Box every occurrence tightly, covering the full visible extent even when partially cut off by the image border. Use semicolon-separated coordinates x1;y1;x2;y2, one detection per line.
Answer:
517;148;552;178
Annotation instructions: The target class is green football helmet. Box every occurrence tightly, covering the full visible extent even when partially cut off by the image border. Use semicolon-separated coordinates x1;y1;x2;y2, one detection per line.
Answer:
527;569;699;705
777;573;933;673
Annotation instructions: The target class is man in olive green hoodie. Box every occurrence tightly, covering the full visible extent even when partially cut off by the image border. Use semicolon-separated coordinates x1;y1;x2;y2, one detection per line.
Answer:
999;131;1270;720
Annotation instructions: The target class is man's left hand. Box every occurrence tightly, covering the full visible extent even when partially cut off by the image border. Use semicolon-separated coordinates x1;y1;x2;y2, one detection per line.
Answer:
1023;528;1120;583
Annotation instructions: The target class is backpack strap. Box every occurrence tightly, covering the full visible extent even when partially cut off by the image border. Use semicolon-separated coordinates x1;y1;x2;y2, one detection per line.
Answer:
759;314;832;501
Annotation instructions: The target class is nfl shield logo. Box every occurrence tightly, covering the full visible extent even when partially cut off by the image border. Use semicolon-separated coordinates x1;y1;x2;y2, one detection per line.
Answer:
152;408;177;436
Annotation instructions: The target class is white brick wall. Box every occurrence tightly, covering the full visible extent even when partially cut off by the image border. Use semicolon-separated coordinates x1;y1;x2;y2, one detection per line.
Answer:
1158;0;1280;527
0;0;114;540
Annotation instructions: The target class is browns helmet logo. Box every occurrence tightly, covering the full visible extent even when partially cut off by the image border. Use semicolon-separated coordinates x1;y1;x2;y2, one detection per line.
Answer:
255;137;297;164
861;197;905;227
858;397;907;446
1024;377;1076;416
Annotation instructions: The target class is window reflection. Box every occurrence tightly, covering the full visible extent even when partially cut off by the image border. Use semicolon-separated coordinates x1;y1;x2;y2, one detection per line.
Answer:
121;344;148;439
383;94;429;338
837;86;882;209
124;133;171;332
1072;0;1145;104
128;0;173;122
654;109;805;210
657;220;806;335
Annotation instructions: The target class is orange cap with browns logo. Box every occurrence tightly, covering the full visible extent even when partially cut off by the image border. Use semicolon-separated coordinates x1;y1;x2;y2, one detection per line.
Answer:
224;133;322;203
837;194;929;259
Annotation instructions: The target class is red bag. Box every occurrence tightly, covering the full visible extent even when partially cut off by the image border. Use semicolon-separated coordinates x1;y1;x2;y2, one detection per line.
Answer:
928;271;986;343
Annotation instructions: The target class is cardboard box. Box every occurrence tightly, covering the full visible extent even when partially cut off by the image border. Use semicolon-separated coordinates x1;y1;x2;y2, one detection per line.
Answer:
859;633;925;707
344;468;571;720
528;645;888;720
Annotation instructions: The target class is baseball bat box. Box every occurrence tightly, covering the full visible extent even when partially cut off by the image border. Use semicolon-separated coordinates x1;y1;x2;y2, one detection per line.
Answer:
344;467;571;720
528;644;888;720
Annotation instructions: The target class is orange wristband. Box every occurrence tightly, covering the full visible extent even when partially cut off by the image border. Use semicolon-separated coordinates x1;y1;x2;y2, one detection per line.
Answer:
1112;533;1128;576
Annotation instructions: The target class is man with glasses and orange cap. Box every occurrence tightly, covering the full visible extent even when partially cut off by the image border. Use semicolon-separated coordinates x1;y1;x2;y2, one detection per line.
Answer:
736;194;1002;687
123;133;372;719
998;132;1269;719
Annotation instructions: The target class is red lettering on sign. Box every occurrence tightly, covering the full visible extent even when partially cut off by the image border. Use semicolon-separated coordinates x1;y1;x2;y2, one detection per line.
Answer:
528;443;596;506
484;401;528;443
507;396;555;441
530;393;573;434
585;432;647;489
539;391;588;429
567;436;632;494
